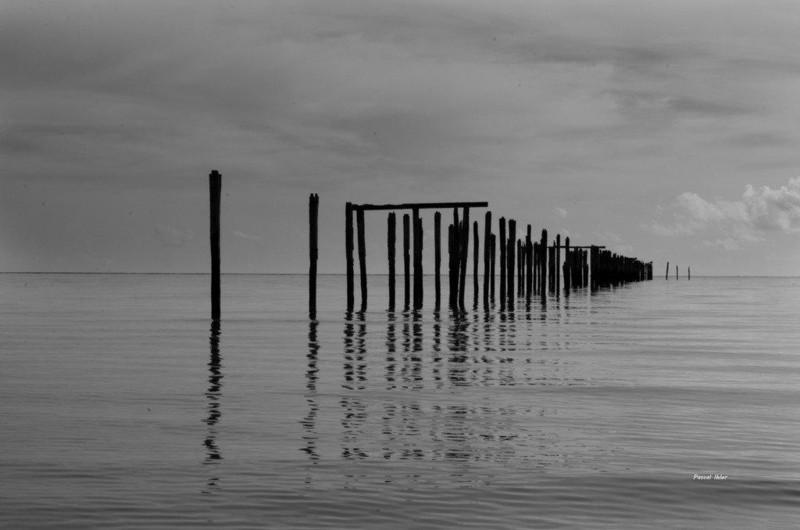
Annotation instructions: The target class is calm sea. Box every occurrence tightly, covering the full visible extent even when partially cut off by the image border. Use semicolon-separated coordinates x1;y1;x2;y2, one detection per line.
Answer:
1;274;799;529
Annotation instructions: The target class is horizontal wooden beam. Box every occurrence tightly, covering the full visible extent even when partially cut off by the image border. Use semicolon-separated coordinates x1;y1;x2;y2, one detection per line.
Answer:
355;201;489;211
554;245;605;249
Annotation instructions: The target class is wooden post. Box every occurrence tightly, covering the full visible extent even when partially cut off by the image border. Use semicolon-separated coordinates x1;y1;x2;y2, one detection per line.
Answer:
507;220;516;306
473;220;479;309
483;211;491;308
434;212;441;308
356;206;367;312
499;218;506;310
448;224;456;308
666;261;670;280
525;225;532;298
413;208;421;309
540;230;548;295
451;209;460;309
555;234;561;293
490;233;496;302
346;203;354;311
548;245;555;292
388;212;396;311
676;265;679;280
309;193;318;317
403;214;410;310
209;170;221;321
458;207;470;310
688;267;691;280
563;236;570;292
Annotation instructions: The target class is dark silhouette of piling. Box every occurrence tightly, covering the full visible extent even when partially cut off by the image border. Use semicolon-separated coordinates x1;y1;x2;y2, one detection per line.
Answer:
676;265;679;280
499;218;506;310
525;225;532;297
555;234;561;293
458;208;470;310
473;220;479;309
507;220;516;306
356;207;367;311
434;212;441;308
448;223;456;308
548;245;556;293
688;267;691;280
345;203;354;311
563;237;570;292
308;193;318;317
403;214;410;310
413;208;422;309
490;233;496;302
540;230;548;295
388;212;396;311
209;170;221;321
483;211;492;307
666;261;670;280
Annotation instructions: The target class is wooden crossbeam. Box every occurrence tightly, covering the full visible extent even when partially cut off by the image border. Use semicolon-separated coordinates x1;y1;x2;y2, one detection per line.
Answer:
355;201;488;211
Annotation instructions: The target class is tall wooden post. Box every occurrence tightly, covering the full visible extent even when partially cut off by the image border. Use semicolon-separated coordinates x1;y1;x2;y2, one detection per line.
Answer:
434;212;441;308
209;170;221;321
413;208;421;309
666;261;670;280
403;214;410;310
356;207;367;311
507;220;516;306
540;230;548;295
458;207;470;310
345;203;354;311
490;233;496;302
548;245;555;292
525;225;532;297
483;211;491;308
309;193;319;317
388;212;396;311
473;220;479;309
563;236;570;292
448;224;456;308
499;218;506;310
555;234;561;293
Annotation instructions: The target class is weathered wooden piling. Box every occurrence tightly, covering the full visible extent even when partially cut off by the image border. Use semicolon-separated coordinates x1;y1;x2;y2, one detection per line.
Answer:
517;239;524;296
388;212;396;311
666;261;670;280
483;212;492;307
676;265;679;280
473;221;479;309
555;234;561;293
448;223;456;308
563;237;570;292
209;170;221;321
356;207;367;311
309;193;318;317
540;230;548;295
413;208;422;309
499;218;506;310
434;212;441;308
507;220;516;307
345;203;354;311
490;233;496;302
688;267;691;280
403;214;410;310
525;226;532;298
458;208;470;310
548;245;556;292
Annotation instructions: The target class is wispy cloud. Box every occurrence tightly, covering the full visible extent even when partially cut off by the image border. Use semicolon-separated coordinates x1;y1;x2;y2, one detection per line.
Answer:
646;177;800;249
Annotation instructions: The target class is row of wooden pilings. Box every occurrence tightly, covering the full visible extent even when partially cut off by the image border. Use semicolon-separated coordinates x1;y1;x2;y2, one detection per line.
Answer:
308;194;653;315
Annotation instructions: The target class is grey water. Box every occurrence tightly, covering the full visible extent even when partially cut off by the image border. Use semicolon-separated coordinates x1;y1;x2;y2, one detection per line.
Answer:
1;273;799;529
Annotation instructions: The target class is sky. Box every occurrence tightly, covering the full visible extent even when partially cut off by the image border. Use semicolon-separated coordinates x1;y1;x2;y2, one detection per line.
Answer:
2;0;799;275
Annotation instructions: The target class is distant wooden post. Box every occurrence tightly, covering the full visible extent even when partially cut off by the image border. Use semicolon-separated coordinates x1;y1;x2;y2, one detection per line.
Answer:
458;208;470;310
499;218;506;310
540;230;548;295
309;193;319;317
434;212;441;308
666;261;670;280
473;220;479;309
345;203;354;311
483;212;492;307
507;220;516;306
688;267;691;280
403;214;410;310
525;225;532;298
209;170;222;321
555;234;561;293
356;207;367;311
388;212;396;311
548;245;556;292
676;265;679;280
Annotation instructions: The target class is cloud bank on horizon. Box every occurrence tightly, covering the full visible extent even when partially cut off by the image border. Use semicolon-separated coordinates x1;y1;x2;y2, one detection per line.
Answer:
1;0;799;274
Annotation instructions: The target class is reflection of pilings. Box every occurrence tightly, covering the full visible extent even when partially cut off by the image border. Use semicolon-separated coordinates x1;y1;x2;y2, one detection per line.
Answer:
301;320;320;464
204;320;223;466
386;312;397;390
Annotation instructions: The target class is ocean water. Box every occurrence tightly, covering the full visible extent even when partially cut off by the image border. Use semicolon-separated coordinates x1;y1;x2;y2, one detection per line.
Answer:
1;273;799;529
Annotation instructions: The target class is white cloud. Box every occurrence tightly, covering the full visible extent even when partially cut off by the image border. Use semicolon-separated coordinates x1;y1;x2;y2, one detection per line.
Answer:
647;177;800;248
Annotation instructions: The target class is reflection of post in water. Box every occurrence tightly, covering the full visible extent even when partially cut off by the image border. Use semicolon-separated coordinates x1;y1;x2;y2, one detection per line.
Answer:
386;311;397;390
203;320;223;492
300;319;320;465
340;311;368;460
342;311;355;390
432;309;443;387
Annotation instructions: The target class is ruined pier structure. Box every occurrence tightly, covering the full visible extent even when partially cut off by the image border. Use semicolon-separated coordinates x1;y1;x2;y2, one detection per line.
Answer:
317;195;653;314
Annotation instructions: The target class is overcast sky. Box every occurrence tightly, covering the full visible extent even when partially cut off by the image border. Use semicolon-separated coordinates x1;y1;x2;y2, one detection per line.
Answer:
2;0;799;275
